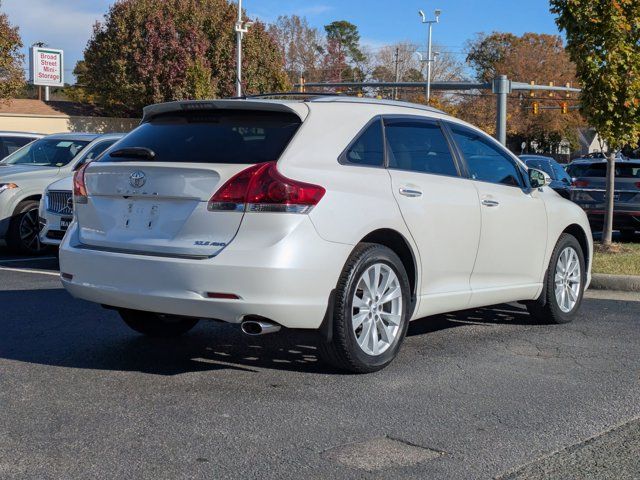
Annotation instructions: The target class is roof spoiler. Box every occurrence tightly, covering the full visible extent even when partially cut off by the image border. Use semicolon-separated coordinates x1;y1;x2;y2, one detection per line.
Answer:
141;99;306;123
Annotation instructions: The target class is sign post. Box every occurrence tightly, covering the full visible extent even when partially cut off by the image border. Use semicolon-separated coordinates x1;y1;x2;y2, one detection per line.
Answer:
29;47;64;101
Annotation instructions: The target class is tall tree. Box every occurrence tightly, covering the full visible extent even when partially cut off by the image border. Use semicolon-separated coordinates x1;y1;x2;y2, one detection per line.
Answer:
0;1;25;101
551;0;640;247
79;0;288;117
461;32;584;152
321;20;367;82
268;15;323;83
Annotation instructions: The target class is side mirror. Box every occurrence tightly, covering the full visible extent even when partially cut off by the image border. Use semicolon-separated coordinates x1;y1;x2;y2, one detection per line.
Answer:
528;168;550;189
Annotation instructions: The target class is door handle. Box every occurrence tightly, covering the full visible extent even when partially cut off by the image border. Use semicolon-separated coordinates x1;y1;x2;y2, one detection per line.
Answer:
481;199;500;207
399;187;423;197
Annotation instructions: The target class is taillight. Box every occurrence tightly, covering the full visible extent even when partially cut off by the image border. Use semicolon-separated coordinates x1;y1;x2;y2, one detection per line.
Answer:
572;179;589;187
73;163;90;204
636;182;640;189
208;162;325;214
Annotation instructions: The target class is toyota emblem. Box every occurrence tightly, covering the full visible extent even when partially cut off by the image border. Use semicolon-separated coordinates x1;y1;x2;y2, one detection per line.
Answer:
129;170;146;188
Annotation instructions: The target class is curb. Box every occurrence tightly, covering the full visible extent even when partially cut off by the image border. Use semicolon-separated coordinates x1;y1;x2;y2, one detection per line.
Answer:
589;273;640;293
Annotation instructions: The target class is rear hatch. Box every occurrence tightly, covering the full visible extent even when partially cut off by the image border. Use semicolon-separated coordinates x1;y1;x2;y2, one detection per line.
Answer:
572;162;640;206
77;104;303;257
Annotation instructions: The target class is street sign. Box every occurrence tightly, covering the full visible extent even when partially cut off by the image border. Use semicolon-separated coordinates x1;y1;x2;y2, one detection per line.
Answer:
29;47;64;87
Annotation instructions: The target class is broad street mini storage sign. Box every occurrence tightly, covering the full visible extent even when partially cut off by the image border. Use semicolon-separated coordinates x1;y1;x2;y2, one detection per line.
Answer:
29;47;64;86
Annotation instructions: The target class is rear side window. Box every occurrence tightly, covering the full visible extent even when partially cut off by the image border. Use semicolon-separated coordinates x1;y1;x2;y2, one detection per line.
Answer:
450;125;522;187
0;136;33;158
341;119;384;167
99;110;301;164
384;119;458;176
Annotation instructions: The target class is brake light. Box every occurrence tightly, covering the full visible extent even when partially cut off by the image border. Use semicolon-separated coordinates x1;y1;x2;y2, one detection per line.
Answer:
208;162;325;214
572;179;589;187
73;163;90;204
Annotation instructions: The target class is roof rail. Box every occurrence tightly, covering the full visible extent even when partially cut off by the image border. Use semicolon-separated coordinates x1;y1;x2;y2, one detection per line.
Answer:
308;95;445;114
244;92;342;100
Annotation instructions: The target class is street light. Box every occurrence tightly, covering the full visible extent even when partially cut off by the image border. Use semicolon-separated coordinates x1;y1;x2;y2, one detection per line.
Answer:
418;7;441;103
235;0;253;97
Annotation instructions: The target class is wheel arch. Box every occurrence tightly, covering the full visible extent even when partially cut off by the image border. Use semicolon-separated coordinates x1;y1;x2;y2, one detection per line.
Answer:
562;223;590;270
359;228;418;307
12;195;42;216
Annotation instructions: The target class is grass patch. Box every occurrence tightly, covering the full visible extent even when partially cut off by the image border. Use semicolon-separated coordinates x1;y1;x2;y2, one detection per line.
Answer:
592;242;640;276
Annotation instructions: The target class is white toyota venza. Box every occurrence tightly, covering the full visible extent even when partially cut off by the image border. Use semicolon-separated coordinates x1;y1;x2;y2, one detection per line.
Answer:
59;97;592;373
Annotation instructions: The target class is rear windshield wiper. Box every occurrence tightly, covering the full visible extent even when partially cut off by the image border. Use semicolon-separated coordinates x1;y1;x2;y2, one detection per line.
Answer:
109;147;156;160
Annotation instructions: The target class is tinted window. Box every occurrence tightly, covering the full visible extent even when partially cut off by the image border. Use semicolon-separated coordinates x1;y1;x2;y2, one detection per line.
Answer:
84;139;118;161
0;136;33;159
575;162;640;178
525;159;556;179
552;162;572;183
0;138;90;167
100;110;301;164
385;119;457;176
342;119;384;166
450;125;522;187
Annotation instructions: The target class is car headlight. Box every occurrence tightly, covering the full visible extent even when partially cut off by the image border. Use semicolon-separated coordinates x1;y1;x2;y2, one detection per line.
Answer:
0;183;18;194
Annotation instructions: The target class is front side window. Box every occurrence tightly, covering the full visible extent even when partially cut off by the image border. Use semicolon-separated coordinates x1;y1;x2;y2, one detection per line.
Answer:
450;125;522;187
0;138;90;167
384;119;458;176
341;118;384;167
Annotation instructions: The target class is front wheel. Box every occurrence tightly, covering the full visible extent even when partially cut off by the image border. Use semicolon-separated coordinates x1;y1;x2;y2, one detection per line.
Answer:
118;309;199;337
318;243;411;373
6;200;49;255
527;233;586;324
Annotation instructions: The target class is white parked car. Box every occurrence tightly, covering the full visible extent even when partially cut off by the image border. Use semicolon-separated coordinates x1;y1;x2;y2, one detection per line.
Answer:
39;133;125;245
59;97;592;373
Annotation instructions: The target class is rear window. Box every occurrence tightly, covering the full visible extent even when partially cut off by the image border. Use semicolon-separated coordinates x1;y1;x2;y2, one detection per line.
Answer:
524;159;555;179
99;110;301;164
569;162;640;178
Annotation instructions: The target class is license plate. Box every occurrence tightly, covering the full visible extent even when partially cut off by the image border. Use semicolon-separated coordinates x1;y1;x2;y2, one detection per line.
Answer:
122;202;160;230
60;217;72;230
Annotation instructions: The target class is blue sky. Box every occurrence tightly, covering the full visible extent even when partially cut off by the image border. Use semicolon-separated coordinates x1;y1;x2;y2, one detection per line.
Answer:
3;0;562;82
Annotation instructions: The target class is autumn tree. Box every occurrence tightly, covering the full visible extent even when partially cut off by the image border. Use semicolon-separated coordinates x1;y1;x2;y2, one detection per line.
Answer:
321;20;366;82
78;0;288;117
0;1;25;101
460;32;584;153
268;15;323;84
551;0;640;246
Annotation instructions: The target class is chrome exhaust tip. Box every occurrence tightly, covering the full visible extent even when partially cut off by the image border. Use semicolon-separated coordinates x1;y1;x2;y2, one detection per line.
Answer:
240;319;281;336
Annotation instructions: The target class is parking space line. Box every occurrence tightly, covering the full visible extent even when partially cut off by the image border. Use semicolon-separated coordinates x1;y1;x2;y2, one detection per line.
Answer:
0;256;58;264
0;266;60;277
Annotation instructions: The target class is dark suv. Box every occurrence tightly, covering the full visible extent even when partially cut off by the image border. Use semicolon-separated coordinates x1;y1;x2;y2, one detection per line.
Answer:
567;159;640;240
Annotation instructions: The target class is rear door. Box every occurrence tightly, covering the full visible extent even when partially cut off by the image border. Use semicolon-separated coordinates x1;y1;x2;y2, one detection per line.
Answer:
384;117;481;313
447;123;547;302
77;109;302;257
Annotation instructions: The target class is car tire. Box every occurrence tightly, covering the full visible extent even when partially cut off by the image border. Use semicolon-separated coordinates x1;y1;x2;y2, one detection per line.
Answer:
6;200;49;255
318;243;411;373
118;309;199;338
526;233;586;324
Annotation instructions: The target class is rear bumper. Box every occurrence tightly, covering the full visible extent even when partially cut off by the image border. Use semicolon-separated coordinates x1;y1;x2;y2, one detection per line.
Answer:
59;216;353;330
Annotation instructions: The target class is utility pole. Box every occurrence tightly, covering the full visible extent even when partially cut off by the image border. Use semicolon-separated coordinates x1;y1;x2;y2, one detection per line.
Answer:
418;8;441;103
234;0;253;97
393;47;400;100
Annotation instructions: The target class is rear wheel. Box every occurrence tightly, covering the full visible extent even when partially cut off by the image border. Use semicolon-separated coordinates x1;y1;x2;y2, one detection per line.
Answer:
318;243;411;373
7;200;49;255
527;233;585;324
118;309;199;337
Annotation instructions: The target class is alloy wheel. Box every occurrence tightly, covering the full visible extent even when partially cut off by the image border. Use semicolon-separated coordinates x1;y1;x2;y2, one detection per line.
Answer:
351;263;403;356
554;246;581;313
19;208;43;253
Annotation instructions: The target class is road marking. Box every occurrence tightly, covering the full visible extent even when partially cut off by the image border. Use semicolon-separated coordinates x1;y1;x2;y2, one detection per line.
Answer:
0;266;59;277
0;256;57;264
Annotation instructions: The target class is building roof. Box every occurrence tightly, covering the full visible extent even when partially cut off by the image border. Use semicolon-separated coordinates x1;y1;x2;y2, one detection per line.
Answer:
0;99;105;117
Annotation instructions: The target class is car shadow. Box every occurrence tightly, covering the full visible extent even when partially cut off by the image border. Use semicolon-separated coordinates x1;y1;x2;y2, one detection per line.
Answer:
0;288;537;376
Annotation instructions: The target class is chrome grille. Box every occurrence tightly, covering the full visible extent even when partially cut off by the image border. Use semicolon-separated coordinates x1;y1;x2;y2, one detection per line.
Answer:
46;190;73;215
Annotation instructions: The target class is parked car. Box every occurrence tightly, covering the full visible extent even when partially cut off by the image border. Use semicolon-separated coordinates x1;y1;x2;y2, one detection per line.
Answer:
0;131;43;160
569;159;640;240
0;133;119;253
579;151;629;161
39;133;125;246
59;97;592;373
519;155;573;199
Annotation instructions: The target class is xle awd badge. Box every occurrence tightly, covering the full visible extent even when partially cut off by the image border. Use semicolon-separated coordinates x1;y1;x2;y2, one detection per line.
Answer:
129;170;146;188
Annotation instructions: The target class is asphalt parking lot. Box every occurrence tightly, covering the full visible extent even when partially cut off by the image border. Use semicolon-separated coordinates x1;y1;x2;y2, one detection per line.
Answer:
1;250;639;479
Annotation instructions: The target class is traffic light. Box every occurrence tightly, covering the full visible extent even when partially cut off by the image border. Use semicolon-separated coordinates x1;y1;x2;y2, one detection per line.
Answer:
532;102;540;115
560;102;568;114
